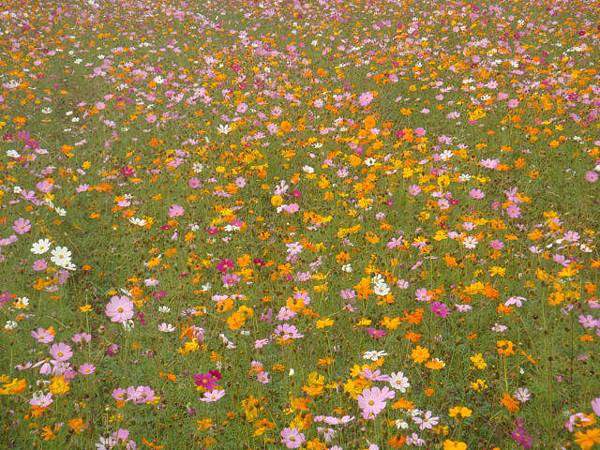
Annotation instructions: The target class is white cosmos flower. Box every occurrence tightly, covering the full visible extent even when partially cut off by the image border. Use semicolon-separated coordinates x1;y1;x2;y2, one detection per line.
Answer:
492;323;508;333
413;410;439;430
31;239;52;255
372;274;390;296
364;157;376;167
505;296;526;308
514;387;531;403
129;217;146;226
158;323;176;333
217;124;231;135
463;236;478;249
50;246;72;269
395;419;409;429
389;371;410;393
440;150;453;160
362;350;387;361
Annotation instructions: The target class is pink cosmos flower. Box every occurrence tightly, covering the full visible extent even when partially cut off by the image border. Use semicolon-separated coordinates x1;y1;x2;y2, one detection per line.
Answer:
79;363;96;375
358;91;374;107
0;235;18;247
32;327;54;344
506;204;521;218
415;288;431;302
36;179;54;193
274;323;304;341
283;203;299;213
256;371;270;384
12;218;31;234
49;342;73;362
106;296;134;323
408;184;421;196
480;158;499;169
490;240;504;250
168;204;185;217
469;189;485;199
189;177;201;189
387;237;403;249
72;333;92;344
112;387;127;402
127;386;156;404
30;392;53;408
200;389;225;402
32;259;48;271
222;273;240;287
563;230;580;243
281;427;305;449
254;338;269;349
340;289;356;300
357;386;395;419
236;102;248;113
584;171;598;183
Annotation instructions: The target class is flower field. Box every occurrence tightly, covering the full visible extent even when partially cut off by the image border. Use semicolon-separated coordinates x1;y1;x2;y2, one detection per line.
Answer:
0;0;599;448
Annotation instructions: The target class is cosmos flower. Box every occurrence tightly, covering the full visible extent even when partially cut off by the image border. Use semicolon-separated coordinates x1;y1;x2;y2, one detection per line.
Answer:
49;342;73;362
357;386;395;419
105;296;134;324
200;389;225;403
281;427;305;449
31;238;51;255
12;218;31;234
388;372;410;392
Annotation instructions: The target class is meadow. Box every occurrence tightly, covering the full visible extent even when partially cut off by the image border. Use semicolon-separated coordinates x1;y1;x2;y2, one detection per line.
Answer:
0;0;599;448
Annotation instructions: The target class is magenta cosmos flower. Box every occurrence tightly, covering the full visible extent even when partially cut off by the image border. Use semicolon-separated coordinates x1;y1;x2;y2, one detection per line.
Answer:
430;301;450;318
281;427;305;449
194;370;222;391
357;386;395;419
106;295;134;323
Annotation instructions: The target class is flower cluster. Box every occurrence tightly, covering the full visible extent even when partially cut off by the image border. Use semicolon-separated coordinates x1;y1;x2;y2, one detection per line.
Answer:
0;0;598;448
